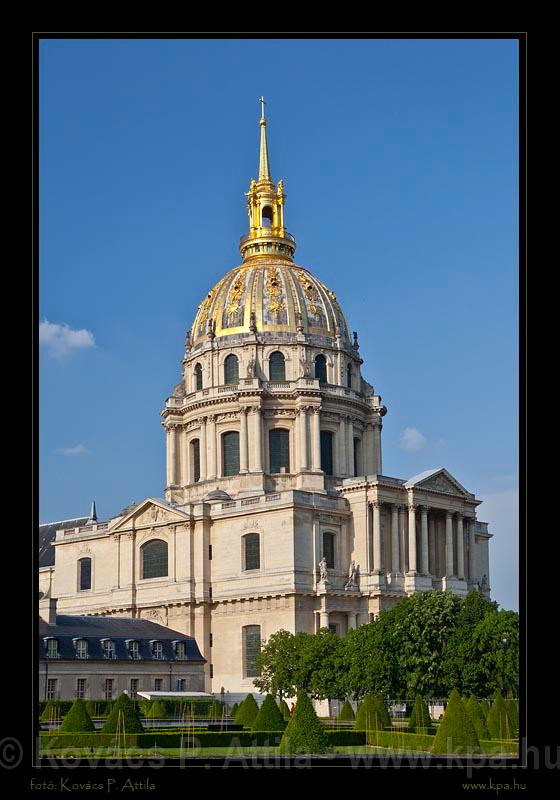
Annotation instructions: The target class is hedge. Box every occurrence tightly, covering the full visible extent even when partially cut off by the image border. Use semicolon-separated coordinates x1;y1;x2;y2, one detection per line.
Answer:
366;730;435;751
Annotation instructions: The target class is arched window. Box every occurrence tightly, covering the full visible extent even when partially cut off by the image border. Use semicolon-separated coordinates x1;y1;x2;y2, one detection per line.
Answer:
243;625;261;677
347;363;352;389
320;431;334;475
353;437;362;477
269;428;290;474
243;533;260;571
194;363;203;390
78;557;91;591
191;438;200;483
315;354;327;384
224;354;239;385
222;431;240;476
262;206;273;228
269;351;286;381
141;539;168;579
322;532;335;569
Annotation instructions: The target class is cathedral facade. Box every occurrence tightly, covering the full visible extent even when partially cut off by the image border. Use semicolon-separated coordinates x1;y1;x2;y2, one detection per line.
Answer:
40;107;491;696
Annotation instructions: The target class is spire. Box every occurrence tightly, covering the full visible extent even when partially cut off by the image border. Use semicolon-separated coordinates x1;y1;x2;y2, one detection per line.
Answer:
258;96;271;182
87;500;97;524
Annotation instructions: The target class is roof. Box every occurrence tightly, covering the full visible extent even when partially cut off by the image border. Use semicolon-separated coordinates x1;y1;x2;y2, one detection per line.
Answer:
39;517;89;568
38;615;205;663
404;468;444;487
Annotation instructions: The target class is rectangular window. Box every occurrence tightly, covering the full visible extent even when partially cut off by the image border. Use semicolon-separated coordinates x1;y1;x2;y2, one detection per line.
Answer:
222;431;240;476
320;430;334;476
130;679;139;699
76;678;86;699
102;639;115;659
79;558;92;591
104;679;114;700
46;639;58;658
323;532;335;569
269;429;290;473
192;439;200;483
152;641;163;660
210;664;213;679
328;624;338;636
244;533;260;571
46;678;57;700
209;633;213;648
208;544;212;560
175;641;186;660
128;640;140;660
75;639;88;659
208;586;212;598
176;678;186;691
154;678;163;691
243;625;261;678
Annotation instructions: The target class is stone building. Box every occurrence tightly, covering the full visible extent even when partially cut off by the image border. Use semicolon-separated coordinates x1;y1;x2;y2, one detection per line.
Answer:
39;104;491;697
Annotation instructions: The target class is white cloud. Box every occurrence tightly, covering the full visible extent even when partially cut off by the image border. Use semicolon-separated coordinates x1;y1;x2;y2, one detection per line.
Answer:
57;444;89;456
398;427;427;451
40;319;95;359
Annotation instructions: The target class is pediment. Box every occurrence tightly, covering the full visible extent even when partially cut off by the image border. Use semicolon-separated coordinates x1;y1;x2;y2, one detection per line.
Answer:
108;498;189;533
405;468;473;498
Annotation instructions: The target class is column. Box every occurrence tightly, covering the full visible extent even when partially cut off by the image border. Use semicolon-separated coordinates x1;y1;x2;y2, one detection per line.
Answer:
399;506;408;572
421;506;429;576
311;406;321;471
347;613;357;630
363;423;374;476
346;417;354;476
207;414;217;479
181;427;189;486
338;416;347;476
372;501;382;573
166;426;173;487
468;519;476;580
239;408;248;473
428;516;436;577
445;511;454;577
199;418;207;481
252;407;263;472
407;504;417;574
372;421;382;474
391;504;400;573
456;514;465;579
319;610;329;628
298;407;308;471
168;426;177;486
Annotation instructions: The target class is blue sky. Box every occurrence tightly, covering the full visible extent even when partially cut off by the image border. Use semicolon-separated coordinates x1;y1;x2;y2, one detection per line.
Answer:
39;38;519;610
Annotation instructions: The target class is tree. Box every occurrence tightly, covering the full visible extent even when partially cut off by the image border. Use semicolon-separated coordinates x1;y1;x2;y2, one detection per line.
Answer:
486;691;513;740
254;630;299;698
293;628;345;699
252;694;287;731
59;699;95;732
101;693;144;733
466;695;490;741
338;700;355;721
408;695;434;734
279;691;329;754
234;694;259;728
442;591;498;693
342;611;400;698
432;689;480;754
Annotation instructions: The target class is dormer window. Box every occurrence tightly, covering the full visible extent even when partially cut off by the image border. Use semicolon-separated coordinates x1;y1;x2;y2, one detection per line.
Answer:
45;638;59;659
174;641;186;660
127;640;140;660
151;640;163;660
74;639;88;659
101;639;116;659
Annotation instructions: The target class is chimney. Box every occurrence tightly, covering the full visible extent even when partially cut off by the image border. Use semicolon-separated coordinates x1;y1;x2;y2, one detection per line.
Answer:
39;596;57;625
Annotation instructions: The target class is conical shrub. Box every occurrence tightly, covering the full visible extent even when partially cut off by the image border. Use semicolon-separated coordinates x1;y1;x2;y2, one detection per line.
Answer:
480;699;491;719
506;699;519;737
408;695;434;734
208;700;223;719
466;695;490;740
279;699;291;721
279;692;329;754
234;693;259;728
40;701;59;722
432;689;480;754
59;698;95;732
230;702;239;718
145;699;167;719
252;694;287;731
101;692;144;733
354;694;390;731
338;700;355;721
486;691;513;740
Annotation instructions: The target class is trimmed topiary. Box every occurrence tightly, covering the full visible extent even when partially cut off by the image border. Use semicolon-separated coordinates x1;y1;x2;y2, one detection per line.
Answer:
506;699;519;737
101;693;144;733
279;691;329;754
480;699;491;719
408;695;434;734
338;700;355;721
59;699;95;733
486;691;513;740
145;699;168;719
208;700;224;719
40;701;59;722
354;694;390;731
252;694;287;731
432;689;480;754
279;699;291;721
466;695;490;740
234;694;259;728
230;702;239;718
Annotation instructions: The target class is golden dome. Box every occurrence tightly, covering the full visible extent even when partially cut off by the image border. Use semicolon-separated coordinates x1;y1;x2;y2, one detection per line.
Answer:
190;259;350;346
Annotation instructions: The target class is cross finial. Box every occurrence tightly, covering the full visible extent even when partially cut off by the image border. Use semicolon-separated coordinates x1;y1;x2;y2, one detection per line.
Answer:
259;96;266;120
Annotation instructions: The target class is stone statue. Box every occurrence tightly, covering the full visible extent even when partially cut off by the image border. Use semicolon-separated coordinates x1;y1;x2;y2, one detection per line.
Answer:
247;357;256;378
249;311;257;332
480;574;489;592
185;329;192;351
318;557;328;582
300;353;311;378
345;560;358;589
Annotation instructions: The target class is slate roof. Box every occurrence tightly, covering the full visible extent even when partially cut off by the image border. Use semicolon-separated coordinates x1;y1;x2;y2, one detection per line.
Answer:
39;517;89;569
39;615;205;663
